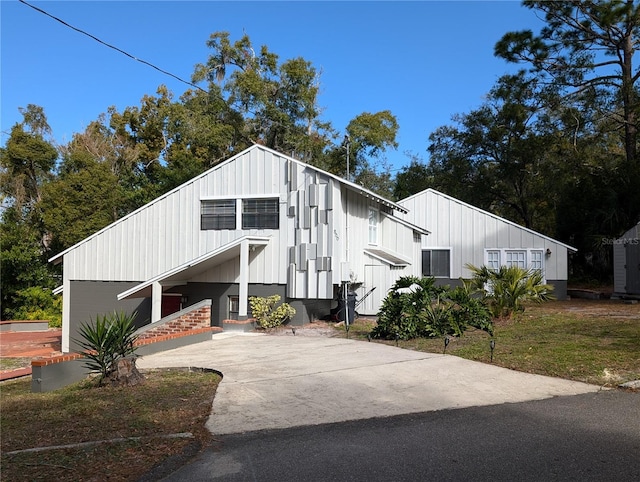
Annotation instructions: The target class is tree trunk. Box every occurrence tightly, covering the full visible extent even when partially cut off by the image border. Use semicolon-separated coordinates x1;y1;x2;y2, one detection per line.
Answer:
108;357;145;387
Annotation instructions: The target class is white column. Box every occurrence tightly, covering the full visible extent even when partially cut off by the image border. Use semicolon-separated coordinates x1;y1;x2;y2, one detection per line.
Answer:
61;277;71;353
151;281;162;323
239;239;249;318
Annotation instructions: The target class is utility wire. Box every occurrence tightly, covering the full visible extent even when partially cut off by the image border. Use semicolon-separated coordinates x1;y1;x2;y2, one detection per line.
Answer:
18;0;401;168
18;0;207;94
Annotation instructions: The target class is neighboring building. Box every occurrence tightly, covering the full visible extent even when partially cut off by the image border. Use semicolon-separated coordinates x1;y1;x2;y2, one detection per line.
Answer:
51;145;426;352
397;189;577;299
613;222;640;299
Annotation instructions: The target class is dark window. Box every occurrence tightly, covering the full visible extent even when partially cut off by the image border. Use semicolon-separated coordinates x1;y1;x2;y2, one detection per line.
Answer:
201;199;236;230
228;296;239;320
242;198;279;229
422;249;450;277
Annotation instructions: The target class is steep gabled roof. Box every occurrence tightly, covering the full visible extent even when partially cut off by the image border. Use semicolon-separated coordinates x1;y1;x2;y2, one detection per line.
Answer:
399;188;577;252
49;144;413;263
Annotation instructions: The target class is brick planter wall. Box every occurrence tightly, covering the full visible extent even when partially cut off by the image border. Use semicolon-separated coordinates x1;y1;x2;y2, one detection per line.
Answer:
31;326;222;392
137;302;212;340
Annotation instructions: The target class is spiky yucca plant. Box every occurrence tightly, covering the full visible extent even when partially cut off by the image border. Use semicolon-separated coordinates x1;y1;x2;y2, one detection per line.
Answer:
74;311;139;385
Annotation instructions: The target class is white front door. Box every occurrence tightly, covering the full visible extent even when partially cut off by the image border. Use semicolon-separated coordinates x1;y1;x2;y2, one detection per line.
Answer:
362;265;385;316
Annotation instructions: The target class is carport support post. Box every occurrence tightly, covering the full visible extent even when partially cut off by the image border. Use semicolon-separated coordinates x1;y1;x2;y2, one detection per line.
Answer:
238;239;250;318
151;281;162;323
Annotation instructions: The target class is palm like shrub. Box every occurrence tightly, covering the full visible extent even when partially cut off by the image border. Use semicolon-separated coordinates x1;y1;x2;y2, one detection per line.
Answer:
74;311;139;384
466;264;554;319
372;276;493;340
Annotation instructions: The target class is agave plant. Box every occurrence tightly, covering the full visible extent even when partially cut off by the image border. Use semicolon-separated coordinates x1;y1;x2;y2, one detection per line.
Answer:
74;311;139;384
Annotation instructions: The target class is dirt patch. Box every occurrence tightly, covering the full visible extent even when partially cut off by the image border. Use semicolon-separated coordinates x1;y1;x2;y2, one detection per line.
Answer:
268;320;342;337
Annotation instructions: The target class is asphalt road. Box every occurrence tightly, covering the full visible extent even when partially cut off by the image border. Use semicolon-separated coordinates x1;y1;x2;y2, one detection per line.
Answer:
157;390;639;481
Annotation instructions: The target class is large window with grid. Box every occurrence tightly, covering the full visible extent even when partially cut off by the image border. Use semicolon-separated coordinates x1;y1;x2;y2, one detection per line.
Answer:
505;250;526;268
201;199;236;230
242;198;279;229
422;249;450;277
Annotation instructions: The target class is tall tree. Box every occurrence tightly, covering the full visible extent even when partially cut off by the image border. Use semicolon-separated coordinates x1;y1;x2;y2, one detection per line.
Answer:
392;154;432;201
496;0;640;166
192;31;331;162
0;105;57;209
41;149;124;252
427;73;561;232
495;0;640;229
322;110;399;196
0;106;58;318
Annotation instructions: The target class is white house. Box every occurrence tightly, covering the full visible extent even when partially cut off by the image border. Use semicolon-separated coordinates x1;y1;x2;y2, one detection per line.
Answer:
612;222;640;299
50;145;427;352
397;189;577;299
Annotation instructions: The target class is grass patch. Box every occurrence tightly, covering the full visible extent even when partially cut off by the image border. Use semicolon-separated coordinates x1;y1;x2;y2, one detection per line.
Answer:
0;358;32;371
1;369;221;481
344;300;640;387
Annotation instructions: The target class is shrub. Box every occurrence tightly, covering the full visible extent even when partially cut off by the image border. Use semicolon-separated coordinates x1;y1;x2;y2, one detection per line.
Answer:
73;311;139;385
371;276;494;340
8;286;62;328
465;264;555;319
249;295;296;330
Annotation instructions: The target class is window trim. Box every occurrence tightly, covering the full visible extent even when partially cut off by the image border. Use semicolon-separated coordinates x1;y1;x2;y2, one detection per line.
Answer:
368;207;379;245
483;248;547;280
241;197;280;230
421;248;451;278
201;199;237;230
228;295;240;320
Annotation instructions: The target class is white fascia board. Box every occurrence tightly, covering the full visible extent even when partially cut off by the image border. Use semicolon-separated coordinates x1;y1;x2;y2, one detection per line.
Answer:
117;235;270;300
399;188;578;253
381;211;430;235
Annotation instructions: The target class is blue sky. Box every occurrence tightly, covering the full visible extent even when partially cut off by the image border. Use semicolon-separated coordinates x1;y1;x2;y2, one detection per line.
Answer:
1;0;544;171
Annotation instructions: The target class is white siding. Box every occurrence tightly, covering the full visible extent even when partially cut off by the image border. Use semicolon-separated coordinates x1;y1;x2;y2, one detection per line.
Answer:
613;223;640;295
399;189;574;281
56;145;423;321
62;147;290;284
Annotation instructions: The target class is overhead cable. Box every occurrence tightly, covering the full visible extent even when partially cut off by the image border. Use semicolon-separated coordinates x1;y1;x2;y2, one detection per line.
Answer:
18;0;207;94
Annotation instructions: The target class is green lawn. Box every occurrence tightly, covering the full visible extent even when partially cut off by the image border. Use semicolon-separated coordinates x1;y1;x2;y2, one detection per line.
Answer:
347;299;640;386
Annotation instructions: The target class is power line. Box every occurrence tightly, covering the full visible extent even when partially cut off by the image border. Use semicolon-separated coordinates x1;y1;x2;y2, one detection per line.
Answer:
18;0;207;94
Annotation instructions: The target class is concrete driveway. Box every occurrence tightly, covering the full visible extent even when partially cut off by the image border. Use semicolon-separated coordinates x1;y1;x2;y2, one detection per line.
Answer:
136;332;601;435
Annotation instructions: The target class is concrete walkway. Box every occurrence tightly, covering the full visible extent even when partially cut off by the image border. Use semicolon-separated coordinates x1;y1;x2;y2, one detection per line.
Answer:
136;333;602;435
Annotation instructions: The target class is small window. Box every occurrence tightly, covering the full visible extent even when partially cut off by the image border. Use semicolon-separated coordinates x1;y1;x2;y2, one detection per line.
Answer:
422;249;450;277
242;198;279;229
506;250;526;268
530;250;543;272
201;199;236;230
228;296;239;320
487;250;500;271
368;207;378;245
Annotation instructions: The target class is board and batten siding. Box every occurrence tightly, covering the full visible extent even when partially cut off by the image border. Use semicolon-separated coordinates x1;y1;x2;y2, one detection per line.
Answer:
613;223;640;295
59;148;290;284
399;189;572;281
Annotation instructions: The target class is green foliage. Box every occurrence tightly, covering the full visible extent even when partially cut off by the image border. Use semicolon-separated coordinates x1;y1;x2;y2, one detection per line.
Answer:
40;151;124;251
0;206;56;320
466;264;555;320
8;287;62;328
0;110;57;210
392;155;432;201
73;312;139;385
249;295;296;330
371;276;493;340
